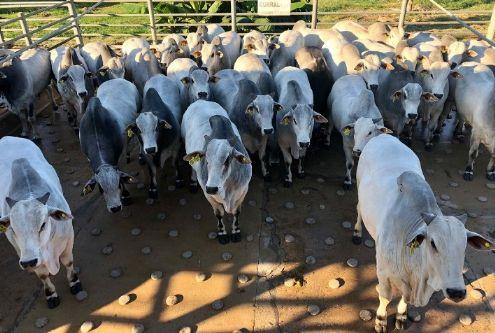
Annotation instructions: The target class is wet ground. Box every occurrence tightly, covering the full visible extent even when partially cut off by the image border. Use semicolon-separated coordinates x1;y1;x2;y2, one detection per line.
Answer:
0;102;494;333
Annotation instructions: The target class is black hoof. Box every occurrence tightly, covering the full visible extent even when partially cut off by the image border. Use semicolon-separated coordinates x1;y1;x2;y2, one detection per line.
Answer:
126;157;131;164
424;144;433;152
395;319;407;330
148;189;158;199
352;235;362;245
263;174;272;182
175;179;185;188
189;183;199;193
73;128;79;136
296;172;305;179
47;296;60;309
455;135;465;143
486;173;495;181
121;196;132;206
432;134;440;142
463;172;474;181
70;281;83;295
283;180;292;188
230;232;242;243
218;234;230;245
342;182;353;191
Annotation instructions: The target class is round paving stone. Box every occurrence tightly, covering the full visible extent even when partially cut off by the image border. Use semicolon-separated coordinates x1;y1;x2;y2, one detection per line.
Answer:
110;268;122;278
307;304;320;316
101;246;113;255
459;314;473;326
169;230;178;237
118;295;131;305
336;190;345;196
237;274;249;284
305;217;316;225
222;252;233;261
319;204;325;210
440;194;450;201
317;177;325;183
35;317;48;328
301;189;310;195
208;232;217;240
305;256;316;265
342;221;352;229
182;251;193;259
91;228;102;236
131;228;141;236
284;278;296;287
486;183;495;190
285;234;295;243
364;239;375;248
346;258;358;268
248;200;256;207
265;216;274;224
179;198;187;206
449;181;459;188
359;310;372;321
72;181;80;187
157;212;166;221
193;213;201;220
470;288;484;300
478;196;488;202
80;321;94;333
324;237;335;246
328;279;341;289
145;198;154;206
132;323;145;333
151;271;163;280
284;201;295;209
196;272;207;282
212;300;224;310
246;234;254;242
76;290;88;301
166;295;179;306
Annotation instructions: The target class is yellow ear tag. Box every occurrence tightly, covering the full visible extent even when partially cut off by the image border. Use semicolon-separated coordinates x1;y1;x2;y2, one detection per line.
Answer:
127;129;134;138
189;154;201;166
343;128;351;136
0;224;7;233
485;242;491;248
409;239;420;255
281;118;290;125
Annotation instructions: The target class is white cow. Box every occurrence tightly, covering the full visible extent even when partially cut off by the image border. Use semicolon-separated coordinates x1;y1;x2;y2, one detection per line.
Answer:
355;134;494;333
182;100;252;244
0;136;81;309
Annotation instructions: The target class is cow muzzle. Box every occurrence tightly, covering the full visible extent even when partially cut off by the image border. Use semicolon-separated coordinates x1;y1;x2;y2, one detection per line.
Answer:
19;258;38;269
110;205;122;213
298;141;310;148
407;113;418;120
78;91;88;98
206;186;218;194
198;92;208;99
369;84;378;93
434;93;443;99
446;288;466;302
263;128;274;135
145;147;157;154
353;149;361;158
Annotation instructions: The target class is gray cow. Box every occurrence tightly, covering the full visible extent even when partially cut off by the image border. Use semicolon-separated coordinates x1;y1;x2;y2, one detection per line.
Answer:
0;48;54;141
80;42;125;85
376;69;437;144
212;77;280;180
182;101;252;244
127;74;183;197
0;136;82;309
275;66;328;186
79;79;139;213
124;47;162;95
234;53;276;96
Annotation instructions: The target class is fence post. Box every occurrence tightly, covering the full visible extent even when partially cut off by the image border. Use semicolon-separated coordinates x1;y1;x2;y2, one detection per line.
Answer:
67;0;84;47
18;12;32;46
311;0;318;29
231;0;237;32
398;0;410;36
147;0;158;44
0;27;4;44
487;2;495;40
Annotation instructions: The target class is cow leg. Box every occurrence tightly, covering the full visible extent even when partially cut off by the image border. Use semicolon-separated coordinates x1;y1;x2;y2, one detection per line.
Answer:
207;198;228;244
485;143;495;181
173;149;185;188
147;161;158;199
27;103;40;143
281;146;293;187
324;118;334;148
126;136;132;164
343;147;354;190
19;110;29;138
375;278;392;333
189;169;199;193
424;118;435;151
395;296;408;330
231;210;241;243
352;202;363;245
296;156;305;179
259;137;271;181
35;267;60;309
464;133;480;181
60;246;82;295
454;120;465;143
121;183;132;206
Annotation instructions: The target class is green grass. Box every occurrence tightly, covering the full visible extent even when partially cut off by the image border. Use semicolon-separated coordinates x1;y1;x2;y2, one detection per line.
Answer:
0;0;493;47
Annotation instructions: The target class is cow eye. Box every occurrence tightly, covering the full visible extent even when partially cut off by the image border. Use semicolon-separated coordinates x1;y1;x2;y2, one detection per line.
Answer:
40;222;46;233
430;240;437;251
210;53;215;58
224;158;230;168
430;74;434;79
293;119;297;125
368;131;372;136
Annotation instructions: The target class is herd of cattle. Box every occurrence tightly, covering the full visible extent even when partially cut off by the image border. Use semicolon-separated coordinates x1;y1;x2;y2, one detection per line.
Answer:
0;20;495;332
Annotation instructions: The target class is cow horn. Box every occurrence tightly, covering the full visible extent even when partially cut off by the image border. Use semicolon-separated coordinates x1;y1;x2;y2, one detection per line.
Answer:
5;197;17;208
37;192;50;205
421;212;436;224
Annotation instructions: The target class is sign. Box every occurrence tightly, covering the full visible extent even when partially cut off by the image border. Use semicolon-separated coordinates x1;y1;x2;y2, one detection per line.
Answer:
258;0;291;16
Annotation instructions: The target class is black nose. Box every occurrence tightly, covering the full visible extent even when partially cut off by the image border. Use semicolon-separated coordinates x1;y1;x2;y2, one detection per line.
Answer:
0;103;6;108
206;186;218;194
263;58;270;65
446;288;466;302
299;142;310;148
78;91;87;97
198;92;208;99
450;62;457;69
110;205;122;213
145;147;157;154
434;93;443;99
201;66;208;71
264;128;274;134
407;113;418;120
353;150;361;157
20;258;38;269
370;84;378;93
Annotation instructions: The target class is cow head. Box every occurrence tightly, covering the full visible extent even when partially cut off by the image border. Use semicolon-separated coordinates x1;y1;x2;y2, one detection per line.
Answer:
243;35;271;65
81;165;134;213
395;47;420;72
184;139;251;196
354;54;394;92
390;82;434;121
280;104;327;150
342;117;392;157
245;94;281;136
417;60;456;100
59;65;92;106
1;192;72;272
153;39;185;72
98;57;125;81
181;67;214;103
187;32;205;54
200;37;226;75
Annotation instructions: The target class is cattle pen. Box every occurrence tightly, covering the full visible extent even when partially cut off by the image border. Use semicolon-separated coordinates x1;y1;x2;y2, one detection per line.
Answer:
1;1;495;333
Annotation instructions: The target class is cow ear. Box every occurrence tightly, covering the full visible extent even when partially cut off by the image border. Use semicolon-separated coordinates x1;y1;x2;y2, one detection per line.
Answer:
59;74;69;82
440;45;448;54
183;151;205;165
269;43;280;50
0;216;10;233
119;171;135;184
422;92;438;102
395;54;403;61
208;76;219;83
450;71;463;79
313;111;328;123
246;104;257;115
5;197;17;208
36;192;50;205
126;123;139;138
406;224;427;249
48;209;73;221
391;90;402;102
192;51;202;59
381;62;395;71
378;126;393;134
180;40;188;47
81;178;96;197
158;119;172;129
273;103;283;112
84;72;94;78
280;114;293;125
354;61;364;71
466;230;494;250
181;77;191;85
216;51;224;59
372;117;382;124
232;149;251;164
466;49;478;58
341;123;355;136
245;43;255;51
98;66;109;76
